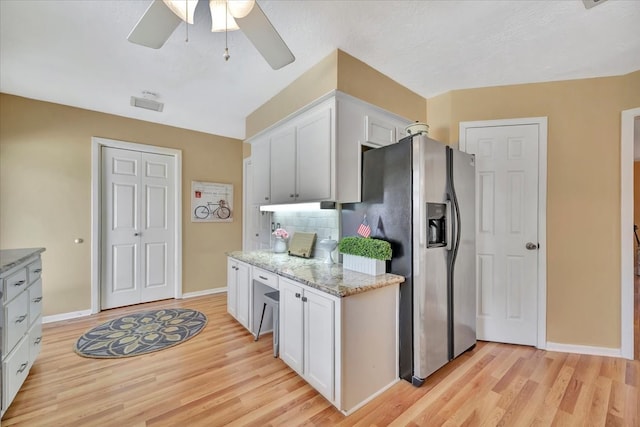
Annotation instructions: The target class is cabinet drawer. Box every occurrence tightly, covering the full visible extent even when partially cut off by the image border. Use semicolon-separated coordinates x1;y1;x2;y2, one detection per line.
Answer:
28;258;43;284
28;318;43;367
29;279;43;325
252;267;278;289
4;267;28;303
2;337;30;412
5;291;30;356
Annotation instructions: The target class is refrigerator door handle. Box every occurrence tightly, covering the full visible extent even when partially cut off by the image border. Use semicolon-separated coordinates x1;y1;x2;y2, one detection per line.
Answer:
445;200;453;251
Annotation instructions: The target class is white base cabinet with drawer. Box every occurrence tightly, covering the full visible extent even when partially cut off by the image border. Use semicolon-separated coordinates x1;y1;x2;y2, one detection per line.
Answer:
1;249;45;417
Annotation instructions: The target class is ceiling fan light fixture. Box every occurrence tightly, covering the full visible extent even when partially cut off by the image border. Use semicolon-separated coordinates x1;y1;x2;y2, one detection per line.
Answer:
227;0;255;19
209;0;240;32
163;0;198;24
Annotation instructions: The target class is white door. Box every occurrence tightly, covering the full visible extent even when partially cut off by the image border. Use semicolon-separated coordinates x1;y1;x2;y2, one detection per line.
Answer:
270;127;296;204
461;123;541;346
235;262;251;328
296;106;332;202
102;147;175;309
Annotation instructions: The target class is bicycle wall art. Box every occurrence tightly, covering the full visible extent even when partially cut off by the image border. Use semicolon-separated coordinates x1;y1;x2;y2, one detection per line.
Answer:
191;181;233;223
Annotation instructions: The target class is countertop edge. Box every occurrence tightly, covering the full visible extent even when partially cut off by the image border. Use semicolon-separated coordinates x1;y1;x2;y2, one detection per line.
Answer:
0;248;46;275
227;251;405;298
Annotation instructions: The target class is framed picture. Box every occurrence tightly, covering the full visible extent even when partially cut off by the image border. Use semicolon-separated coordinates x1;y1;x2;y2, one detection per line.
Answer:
191;181;233;222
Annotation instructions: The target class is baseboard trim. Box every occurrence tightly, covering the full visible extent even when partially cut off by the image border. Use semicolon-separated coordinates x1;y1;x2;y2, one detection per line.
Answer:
546;341;622;358
43;309;93;324
182;288;227;299
341;378;400;416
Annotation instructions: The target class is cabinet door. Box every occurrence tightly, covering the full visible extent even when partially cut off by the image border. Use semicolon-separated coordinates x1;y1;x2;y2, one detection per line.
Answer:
270;127;297;204
296;107;332;202
365;114;398;146
304;289;335;401
235;262;251;329
279;279;304;375
226;259;238;318
251;140;271;205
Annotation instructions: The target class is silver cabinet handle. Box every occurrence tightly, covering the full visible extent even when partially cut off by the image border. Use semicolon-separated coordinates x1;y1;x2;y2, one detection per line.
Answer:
15;314;27;324
295;293;301;298
14;280;26;287
525;242;539;250
34;337;42;344
33;268;42;273
33;297;43;303
259;275;268;281
17;363;28;374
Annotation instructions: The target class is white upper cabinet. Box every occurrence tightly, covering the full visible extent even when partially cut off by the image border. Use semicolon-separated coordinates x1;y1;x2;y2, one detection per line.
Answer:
269;125;297;204
251;137;271;205
295;105;332;203
248;91;411;204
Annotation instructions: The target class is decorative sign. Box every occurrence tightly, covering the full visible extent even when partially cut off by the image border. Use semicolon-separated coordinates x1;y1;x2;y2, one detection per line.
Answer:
191;181;233;222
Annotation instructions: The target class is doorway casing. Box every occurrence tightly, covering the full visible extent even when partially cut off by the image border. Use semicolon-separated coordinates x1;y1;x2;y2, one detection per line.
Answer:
91;137;183;314
621;107;640;360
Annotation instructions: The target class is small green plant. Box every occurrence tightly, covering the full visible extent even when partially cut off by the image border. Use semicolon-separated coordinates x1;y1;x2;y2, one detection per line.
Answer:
338;236;392;261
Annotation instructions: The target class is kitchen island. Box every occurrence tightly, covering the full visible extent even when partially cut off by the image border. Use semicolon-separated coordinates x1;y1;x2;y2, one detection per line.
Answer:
226;251;405;415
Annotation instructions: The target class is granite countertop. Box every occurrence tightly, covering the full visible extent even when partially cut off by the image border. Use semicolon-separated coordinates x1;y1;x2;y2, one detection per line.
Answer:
227;250;405;298
0;248;46;274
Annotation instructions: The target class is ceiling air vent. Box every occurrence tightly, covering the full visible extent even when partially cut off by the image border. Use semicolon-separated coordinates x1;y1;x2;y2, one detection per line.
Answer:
130;94;164;112
582;0;609;9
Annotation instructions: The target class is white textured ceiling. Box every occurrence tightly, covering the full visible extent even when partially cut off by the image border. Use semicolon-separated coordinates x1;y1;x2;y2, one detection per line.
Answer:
1;0;639;140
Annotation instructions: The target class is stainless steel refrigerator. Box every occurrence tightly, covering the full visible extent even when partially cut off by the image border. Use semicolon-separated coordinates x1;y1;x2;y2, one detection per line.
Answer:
341;133;476;386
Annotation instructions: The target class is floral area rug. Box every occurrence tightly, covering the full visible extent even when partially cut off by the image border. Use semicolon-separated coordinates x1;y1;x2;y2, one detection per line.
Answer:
74;308;207;358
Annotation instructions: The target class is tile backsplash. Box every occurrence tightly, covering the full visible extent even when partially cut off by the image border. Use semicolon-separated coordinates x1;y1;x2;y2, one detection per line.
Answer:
272;210;339;258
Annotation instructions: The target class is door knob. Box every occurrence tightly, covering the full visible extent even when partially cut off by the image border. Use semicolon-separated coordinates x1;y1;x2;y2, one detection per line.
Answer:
525;242;539;250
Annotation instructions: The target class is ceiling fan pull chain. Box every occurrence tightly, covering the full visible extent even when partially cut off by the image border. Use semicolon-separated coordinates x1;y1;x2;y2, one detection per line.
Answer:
223;1;230;61
184;0;189;42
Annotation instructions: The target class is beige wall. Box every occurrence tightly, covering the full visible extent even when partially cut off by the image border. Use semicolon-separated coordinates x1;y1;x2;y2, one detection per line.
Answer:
427;70;640;349
0;94;243;316
245;49;426;139
336;50;425;123
245;51;339;139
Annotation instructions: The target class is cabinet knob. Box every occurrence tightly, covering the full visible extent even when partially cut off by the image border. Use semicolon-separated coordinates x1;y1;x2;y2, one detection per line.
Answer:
33;268;42;274
301;296;308;302
265;197;269;200
295;194;299;198
33;297;43;303
15;314;27;324
14;280;26;287
17;363;28;374
34;336;42;344
289;194;295;198
134;232;141;237
295;292;301;298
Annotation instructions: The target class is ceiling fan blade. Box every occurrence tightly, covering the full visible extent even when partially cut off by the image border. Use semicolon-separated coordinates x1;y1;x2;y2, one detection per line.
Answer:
234;2;295;70
127;0;183;49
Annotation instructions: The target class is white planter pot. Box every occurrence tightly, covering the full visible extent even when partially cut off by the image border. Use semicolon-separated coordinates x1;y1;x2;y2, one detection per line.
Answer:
342;254;386;276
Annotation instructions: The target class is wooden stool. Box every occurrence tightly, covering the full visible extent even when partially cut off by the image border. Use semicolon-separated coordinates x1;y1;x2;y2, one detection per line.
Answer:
254;290;279;357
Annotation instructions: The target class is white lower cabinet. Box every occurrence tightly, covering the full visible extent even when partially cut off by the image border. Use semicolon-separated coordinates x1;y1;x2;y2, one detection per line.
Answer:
1;250;45;416
279;277;335;402
226;258;251;330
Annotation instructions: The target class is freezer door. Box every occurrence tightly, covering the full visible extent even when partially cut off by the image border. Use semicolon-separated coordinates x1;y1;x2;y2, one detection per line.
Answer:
451;148;477;358
412;136;449;381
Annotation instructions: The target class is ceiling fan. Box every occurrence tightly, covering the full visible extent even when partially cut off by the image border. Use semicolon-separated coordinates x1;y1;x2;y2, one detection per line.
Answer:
127;0;295;70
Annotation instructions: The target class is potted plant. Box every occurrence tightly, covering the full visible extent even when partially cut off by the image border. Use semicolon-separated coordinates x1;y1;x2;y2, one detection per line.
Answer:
338;236;392;276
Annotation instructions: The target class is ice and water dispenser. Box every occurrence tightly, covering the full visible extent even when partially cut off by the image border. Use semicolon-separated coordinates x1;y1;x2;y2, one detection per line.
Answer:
426;203;447;247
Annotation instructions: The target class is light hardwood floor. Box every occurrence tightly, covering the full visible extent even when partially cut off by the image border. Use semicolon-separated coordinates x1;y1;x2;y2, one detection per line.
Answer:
2;294;638;426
